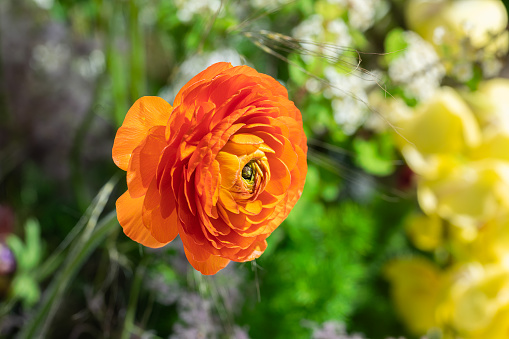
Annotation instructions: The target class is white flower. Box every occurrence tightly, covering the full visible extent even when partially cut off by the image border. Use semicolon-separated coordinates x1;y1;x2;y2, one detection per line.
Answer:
293;15;353;64
388;31;445;101
347;0;376;32
174;0;222;23
31;41;70;75
325;66;371;134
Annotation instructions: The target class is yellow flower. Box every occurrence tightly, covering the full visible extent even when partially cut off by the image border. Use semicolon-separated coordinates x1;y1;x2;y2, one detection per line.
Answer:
455;212;509;266
418;159;509;228
463;78;509;132
405;0;508;63
471;129;509;163
405;213;443;251
396;87;481;177
385;257;442;335
437;263;509;338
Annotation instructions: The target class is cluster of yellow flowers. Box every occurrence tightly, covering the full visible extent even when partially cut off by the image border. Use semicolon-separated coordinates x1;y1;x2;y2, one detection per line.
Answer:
382;1;509;338
386;80;509;338
406;0;508;79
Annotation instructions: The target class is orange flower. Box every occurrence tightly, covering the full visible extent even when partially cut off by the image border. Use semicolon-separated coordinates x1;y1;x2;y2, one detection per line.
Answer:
112;62;307;274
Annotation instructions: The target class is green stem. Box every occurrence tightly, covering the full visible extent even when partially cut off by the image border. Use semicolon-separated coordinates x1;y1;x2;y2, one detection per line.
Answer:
129;0;145;100
107;1;129;127
121;256;147;339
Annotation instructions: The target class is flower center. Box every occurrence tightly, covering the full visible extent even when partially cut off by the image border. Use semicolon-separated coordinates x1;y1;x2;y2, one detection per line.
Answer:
242;162;254;181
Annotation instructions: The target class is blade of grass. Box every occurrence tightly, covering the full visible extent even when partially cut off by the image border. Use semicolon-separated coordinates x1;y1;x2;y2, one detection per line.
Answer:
36;175;119;282
18;178;119;339
129;0;145;100
121;256;148;339
107;1;129;127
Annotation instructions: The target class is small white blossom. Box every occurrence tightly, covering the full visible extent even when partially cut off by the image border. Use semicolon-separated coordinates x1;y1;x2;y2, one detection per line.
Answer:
347;0;376;32
32;0;53;9
293;14;326;63
306;78;322;93
310;320;366;339
325;66;371;134
250;0;289;8
175;0;222;23
432;26;446;45
388;31;445;101
482;58;503;78
31;41;70;74
73;49;105;80
326;19;352;59
293;15;352;64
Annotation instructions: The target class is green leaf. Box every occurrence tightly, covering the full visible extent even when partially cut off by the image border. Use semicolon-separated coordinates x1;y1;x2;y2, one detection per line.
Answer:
465;64;483;91
288;54;308;87
6;218;42;271
24;219;42;270
11;275;40;308
353;134;395;176
384;28;408;64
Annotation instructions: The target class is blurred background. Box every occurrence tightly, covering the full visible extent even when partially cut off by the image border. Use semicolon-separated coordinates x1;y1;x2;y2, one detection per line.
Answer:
2;0;509;338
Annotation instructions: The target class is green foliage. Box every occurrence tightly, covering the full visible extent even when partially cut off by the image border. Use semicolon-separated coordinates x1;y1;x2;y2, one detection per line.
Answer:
243;195;378;339
353;133;396;176
7;219;43;308
465;64;483;91
384;28;408;64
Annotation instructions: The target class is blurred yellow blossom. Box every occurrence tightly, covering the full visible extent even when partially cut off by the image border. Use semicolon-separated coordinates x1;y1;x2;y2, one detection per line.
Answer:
405;213;443;251
405;0;508;78
387;73;509;337
451;212;509;266
464;78;509;133
396;87;481;176
471;128;509;162
418;159;509;228
437;263;509;338
406;0;507;49
385;257;442;335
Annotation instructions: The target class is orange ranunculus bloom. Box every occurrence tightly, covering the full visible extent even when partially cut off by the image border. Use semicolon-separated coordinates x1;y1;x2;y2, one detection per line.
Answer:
112;62;307;275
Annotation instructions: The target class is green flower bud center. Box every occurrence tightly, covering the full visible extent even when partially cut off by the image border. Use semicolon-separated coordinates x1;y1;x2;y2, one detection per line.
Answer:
242;163;254;181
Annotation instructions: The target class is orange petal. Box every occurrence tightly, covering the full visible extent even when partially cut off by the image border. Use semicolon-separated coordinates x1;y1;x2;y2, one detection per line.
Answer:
229;133;264;145
280;144;299;172
113;97;173;171
173;62;233;107
216;151;241;189
151;206;179;244
116;191;168;248
231;236;268;262
183;245;230;275
178;222;212;261
246;207;275;224
220;143;260;157
142;179;179;243
224;66;288;98
219;189;240;214
279;116;306;146
239;200;263;215
195;197;231;236
127;126;167;198
258;191;285;208
264;156;291;196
